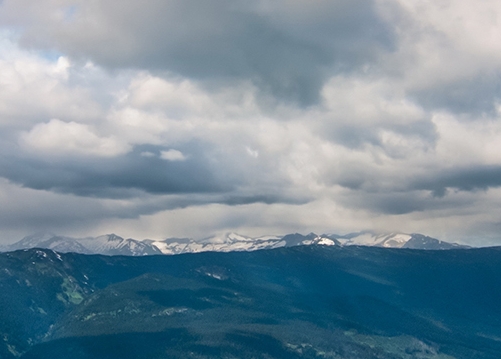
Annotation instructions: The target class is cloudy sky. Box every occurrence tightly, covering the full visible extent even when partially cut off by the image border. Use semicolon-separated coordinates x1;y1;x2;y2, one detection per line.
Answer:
1;0;501;245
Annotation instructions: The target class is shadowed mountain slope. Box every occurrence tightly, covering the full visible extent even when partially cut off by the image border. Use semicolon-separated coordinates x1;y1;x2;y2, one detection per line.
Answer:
0;246;500;358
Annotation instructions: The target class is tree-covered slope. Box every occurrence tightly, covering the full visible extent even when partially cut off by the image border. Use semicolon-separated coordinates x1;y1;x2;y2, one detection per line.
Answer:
1;246;501;358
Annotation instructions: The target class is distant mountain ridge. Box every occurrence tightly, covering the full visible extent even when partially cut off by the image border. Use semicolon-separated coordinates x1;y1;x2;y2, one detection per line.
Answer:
330;232;469;250
2;233;163;256
1;231;469;256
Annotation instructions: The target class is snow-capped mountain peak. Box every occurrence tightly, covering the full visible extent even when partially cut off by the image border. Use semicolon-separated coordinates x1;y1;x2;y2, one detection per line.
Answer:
151;233;285;254
12;231;59;248
6;233;162;256
330;232;468;250
333;232;412;248
2;231;469;256
79;234;162;256
199;232;254;244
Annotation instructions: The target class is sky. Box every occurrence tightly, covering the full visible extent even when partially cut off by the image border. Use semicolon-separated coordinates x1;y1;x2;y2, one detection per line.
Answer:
1;0;501;245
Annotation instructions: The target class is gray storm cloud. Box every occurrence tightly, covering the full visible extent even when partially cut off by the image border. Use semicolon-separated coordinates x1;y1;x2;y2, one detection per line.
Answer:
1;0;395;106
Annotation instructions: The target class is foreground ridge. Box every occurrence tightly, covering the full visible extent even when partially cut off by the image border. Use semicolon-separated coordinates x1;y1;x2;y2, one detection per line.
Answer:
0;246;499;358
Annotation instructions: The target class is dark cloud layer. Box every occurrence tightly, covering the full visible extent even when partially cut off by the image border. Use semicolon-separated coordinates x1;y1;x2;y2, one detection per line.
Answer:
339;188;472;216
411;71;501;116
12;0;395;106
323;120;437;153
0;144;227;199
0;138;306;212
336;164;501;216
413;165;501;197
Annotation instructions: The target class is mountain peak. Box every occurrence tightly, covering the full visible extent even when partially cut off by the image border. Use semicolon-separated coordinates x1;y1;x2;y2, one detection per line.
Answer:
96;233;124;241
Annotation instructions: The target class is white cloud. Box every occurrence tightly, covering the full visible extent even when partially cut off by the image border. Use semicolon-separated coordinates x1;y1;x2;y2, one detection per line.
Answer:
432;112;501;165
245;147;259;158
0;32;105;127
20;119;130;157
160;149;187;161
376;0;501;106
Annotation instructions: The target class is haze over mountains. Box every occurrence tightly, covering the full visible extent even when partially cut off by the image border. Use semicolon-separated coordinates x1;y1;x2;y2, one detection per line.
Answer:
1;231;469;256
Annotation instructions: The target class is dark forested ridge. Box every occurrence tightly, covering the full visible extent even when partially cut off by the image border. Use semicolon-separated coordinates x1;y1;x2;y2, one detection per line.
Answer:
1;246;501;358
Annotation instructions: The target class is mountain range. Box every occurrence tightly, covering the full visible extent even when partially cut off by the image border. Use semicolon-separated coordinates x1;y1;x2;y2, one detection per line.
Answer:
0;245;500;358
0;231;469;256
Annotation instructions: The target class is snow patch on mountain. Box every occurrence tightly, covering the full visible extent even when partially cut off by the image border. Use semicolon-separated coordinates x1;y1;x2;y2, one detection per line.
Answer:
150;233;285;254
334;232;412;248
